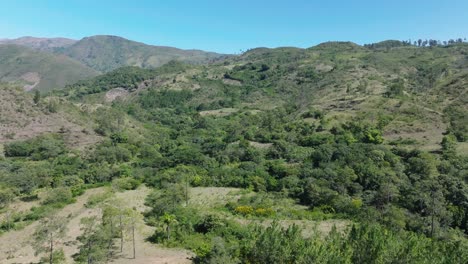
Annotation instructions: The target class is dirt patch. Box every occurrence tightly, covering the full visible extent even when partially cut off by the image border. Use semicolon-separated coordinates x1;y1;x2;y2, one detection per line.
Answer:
20;72;40;91
249;141;273;149
457;142;468;156
0;186;192;264
199;108;238;117
0;187;106;264
112;186;194;264
0;87;101;150
105;88;129;102
314;63;334;73
222;78;242;86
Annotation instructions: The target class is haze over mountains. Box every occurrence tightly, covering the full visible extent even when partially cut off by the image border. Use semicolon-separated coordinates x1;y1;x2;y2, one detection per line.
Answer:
0;35;229;91
0;36;76;51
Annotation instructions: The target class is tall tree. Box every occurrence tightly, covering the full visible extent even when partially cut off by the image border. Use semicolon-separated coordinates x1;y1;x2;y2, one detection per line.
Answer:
33;90;41;104
0;188;15;230
32;215;67;264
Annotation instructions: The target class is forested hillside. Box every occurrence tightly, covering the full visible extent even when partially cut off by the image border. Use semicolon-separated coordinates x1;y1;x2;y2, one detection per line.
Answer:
1;40;467;263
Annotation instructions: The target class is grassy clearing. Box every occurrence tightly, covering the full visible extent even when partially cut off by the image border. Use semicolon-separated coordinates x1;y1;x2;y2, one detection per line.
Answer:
187;187;351;238
458;142;468;155
234;218;351;238
199;108;238;117
189;187;243;209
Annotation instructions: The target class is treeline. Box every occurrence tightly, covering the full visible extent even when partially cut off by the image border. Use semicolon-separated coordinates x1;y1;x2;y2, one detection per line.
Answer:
59;61;190;99
364;38;467;49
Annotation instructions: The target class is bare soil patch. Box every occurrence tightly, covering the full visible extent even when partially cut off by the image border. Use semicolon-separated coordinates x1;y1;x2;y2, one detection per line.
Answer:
20;72;41;91
0;187;106;264
199;108;238;117
105;88;129;102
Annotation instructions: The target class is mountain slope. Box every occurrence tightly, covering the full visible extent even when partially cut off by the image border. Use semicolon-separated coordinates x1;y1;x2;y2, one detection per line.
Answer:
1;40;468;263
0;44;99;92
0;36;76;52
63;41;468;151
0;84;100;149
58;35;229;72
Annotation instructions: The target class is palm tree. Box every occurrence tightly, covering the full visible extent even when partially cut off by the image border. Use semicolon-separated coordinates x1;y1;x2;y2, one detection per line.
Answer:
161;213;177;240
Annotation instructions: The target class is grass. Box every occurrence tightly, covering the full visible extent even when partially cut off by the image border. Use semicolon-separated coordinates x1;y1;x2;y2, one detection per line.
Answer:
458;142;468;155
187;187;351;238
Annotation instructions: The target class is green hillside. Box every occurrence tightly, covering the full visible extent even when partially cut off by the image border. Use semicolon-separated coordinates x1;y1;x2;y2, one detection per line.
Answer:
0;44;99;92
63;42;468;149
1;41;468;263
58;35;229;72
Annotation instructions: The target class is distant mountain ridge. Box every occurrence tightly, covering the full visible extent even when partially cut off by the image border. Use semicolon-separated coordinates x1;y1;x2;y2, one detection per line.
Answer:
0;35;230;91
57;35;229;72
0;36;76;52
0;44;99;92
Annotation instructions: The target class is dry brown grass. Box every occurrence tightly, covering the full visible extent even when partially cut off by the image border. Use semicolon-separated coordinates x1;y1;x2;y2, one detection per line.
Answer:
111;186;193;264
189;187;243;209
0;86;101;150
0;186;193;264
0;187;106;264
458;142;468;156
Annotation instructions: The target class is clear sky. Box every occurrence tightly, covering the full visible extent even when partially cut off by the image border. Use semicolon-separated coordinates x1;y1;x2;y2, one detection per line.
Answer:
1;0;467;53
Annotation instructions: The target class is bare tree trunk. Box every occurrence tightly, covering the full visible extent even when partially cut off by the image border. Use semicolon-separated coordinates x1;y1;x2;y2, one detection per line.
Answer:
167;225;170;240
119;214;123;252
49;233;54;264
87;239;92;264
430;191;435;237
185;177;189;206
107;219;113;262
6;210;11;230
132;224;135;259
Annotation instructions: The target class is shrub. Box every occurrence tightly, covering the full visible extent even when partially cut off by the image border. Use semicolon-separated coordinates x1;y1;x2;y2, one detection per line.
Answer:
234;206;254;216
42;187;74;205
4;141;32;157
85;189;113;208
112;177;140;191
255;208;274;216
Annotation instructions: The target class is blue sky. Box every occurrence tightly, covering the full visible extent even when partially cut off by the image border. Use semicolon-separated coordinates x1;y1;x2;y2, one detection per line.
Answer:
0;0;467;53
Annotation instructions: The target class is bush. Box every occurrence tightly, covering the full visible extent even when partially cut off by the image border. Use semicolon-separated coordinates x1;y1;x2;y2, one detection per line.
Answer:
3;135;65;159
112;177;141;191
85;189;113;208
234;206;254;216
195;214;224;234
42;187;74;205
4;141;32;157
255;208;274;216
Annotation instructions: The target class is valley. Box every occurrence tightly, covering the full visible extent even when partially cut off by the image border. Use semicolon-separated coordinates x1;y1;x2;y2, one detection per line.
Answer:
0;37;467;263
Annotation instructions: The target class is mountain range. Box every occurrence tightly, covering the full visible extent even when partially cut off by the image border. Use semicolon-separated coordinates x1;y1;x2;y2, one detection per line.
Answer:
0;35;229;91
